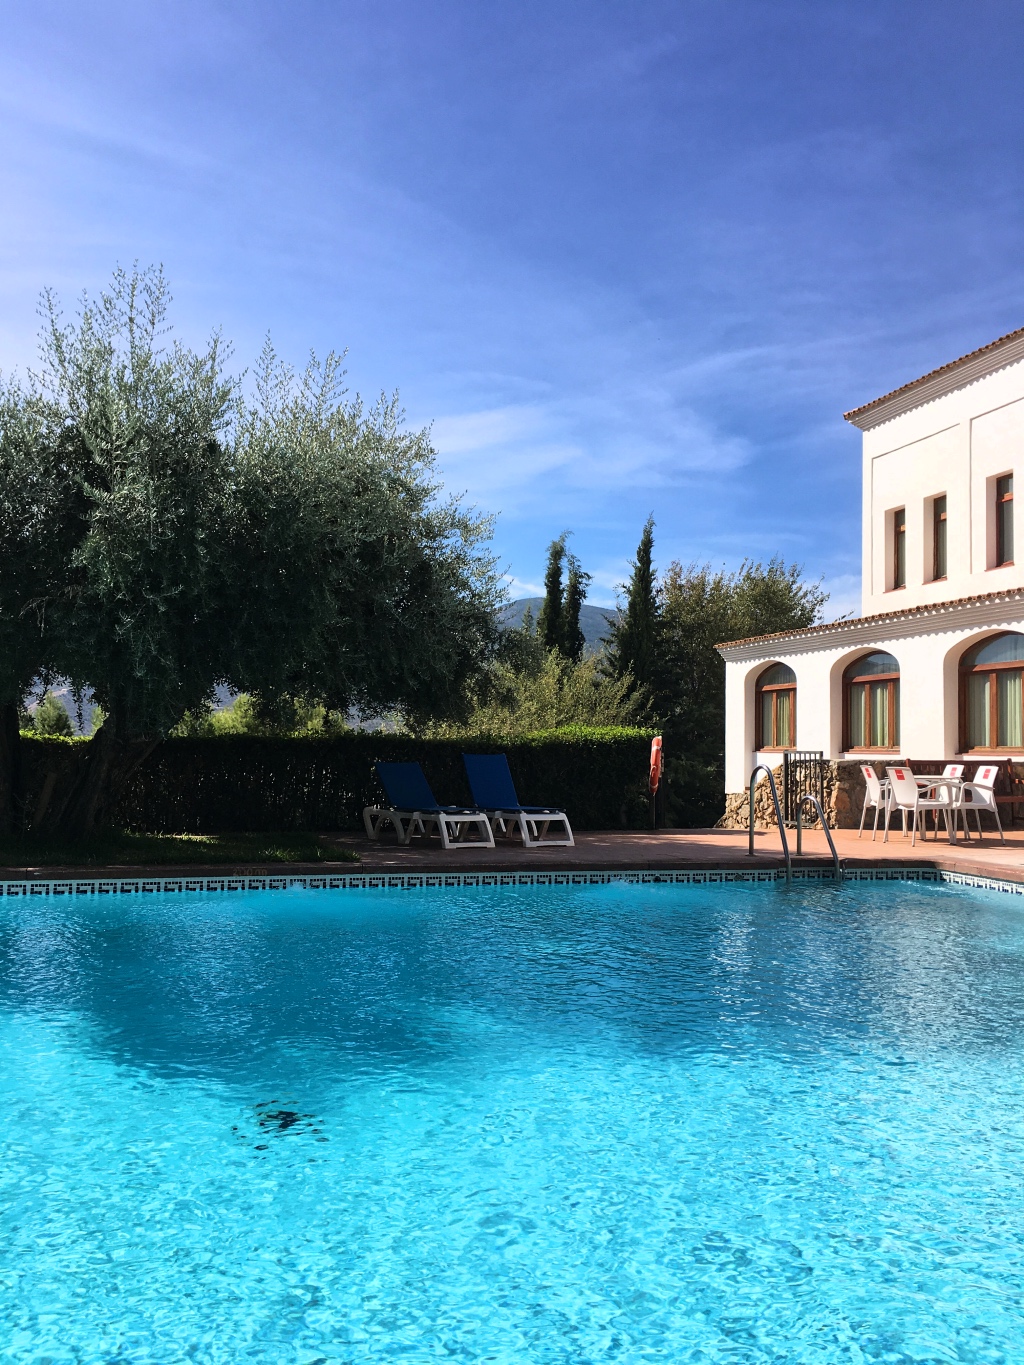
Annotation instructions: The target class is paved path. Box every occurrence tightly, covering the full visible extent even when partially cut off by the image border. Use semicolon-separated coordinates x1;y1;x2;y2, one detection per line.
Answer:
4;824;1023;885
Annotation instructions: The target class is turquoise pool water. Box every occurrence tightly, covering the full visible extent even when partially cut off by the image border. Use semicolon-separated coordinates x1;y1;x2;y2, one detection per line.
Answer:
2;878;1024;1363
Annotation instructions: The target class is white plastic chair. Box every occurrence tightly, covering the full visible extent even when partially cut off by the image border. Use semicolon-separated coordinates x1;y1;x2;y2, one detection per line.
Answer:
884;766;955;846
916;764;966;837
957;764;1006;844
857;764;887;840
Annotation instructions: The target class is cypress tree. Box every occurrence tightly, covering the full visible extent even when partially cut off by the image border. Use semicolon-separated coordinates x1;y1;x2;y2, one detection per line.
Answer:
562;553;591;662
537;534;567;653
607;516;659;687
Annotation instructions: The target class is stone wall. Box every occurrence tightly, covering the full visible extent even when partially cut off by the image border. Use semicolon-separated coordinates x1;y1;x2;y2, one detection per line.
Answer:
719;761;888;831
720;758;1019;831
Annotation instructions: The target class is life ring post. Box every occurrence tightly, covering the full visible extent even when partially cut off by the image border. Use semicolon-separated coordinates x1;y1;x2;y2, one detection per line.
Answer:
649;736;663;830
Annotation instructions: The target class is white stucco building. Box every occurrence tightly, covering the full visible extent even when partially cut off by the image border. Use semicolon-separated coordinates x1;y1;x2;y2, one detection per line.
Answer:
718;326;1024;815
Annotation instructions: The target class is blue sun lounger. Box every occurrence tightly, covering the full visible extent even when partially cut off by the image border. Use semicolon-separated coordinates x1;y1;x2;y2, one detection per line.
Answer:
363;761;494;850
462;753;574;848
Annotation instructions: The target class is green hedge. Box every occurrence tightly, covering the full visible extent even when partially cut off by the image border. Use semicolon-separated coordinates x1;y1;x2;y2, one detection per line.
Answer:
19;727;656;833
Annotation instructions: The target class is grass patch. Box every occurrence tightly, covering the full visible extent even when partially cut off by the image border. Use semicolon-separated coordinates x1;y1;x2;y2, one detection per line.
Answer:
0;830;359;868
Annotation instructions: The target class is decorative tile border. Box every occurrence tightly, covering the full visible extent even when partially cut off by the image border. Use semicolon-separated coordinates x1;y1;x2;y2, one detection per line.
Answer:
0;865;1021;896
934;869;1024;895
844;867;940;883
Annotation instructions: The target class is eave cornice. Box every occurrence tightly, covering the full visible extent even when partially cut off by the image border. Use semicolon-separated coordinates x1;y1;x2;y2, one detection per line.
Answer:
716;588;1024;662
844;327;1024;430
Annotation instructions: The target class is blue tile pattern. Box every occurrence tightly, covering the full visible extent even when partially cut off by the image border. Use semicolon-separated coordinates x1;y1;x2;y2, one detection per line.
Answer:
0;865;1020;896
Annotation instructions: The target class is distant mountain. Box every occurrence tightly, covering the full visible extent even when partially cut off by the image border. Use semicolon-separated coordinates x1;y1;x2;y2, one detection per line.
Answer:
500;598;617;655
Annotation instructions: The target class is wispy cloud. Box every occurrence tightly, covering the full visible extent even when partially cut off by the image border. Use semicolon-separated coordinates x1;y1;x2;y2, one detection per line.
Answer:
503;575;545;600
430;405;547;454
0;0;1019;619
818;573;862;622
429;391;753;519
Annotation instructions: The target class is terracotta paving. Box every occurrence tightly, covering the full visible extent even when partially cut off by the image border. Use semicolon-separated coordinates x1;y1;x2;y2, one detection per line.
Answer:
320;824;1024;883
4;824;1024;885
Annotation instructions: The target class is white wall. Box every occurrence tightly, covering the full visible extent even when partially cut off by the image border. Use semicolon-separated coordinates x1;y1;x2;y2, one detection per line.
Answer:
721;336;1024;796
722;610;1024;794
860;360;1024;615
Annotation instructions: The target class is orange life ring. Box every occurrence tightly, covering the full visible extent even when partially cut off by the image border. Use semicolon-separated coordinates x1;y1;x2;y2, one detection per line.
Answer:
649;735;663;794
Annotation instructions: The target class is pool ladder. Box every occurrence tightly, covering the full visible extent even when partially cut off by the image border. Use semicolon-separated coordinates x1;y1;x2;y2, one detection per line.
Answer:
747;767;843;884
795;793;843;883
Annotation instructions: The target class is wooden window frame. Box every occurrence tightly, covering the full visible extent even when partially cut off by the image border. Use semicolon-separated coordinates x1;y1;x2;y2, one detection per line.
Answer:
843;666;900;752
892;507;907;590
932;494;947;582
755;678;797;751
959;655;1024;753
996;474;1014;568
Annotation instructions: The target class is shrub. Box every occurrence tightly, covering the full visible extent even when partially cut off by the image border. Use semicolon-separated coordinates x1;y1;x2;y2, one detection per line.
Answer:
17;728;655;834
424;650;646;738
171;694;351;737
30;692;74;738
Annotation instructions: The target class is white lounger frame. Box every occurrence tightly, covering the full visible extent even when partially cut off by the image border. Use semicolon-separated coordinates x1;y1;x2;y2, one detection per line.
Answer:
362;806;495;850
487;808;575;848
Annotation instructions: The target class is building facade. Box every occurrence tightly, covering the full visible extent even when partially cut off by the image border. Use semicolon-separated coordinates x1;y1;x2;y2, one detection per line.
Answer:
718;326;1024;816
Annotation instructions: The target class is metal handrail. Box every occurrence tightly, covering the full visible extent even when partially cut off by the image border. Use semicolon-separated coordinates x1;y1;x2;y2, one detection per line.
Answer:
747;765;791;884
795;793;843;882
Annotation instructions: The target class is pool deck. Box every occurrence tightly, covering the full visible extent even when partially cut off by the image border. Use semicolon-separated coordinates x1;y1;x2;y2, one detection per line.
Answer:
326;825;1024;884
3;825;1024;885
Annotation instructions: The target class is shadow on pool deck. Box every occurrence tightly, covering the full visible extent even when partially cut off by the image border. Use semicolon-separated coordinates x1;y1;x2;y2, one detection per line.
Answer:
3;826;1024;885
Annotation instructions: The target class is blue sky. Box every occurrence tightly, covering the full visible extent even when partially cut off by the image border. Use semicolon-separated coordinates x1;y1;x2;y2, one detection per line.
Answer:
1;1;1021;616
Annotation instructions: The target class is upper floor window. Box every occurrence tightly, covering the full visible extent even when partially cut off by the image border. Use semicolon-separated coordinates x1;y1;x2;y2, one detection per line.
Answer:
932;495;947;581
845;652;900;750
892;507;906;589
996;474;1014;567
755;663;796;749
960;631;1024;750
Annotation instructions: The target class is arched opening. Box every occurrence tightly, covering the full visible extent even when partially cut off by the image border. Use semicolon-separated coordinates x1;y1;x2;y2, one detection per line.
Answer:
844;652;900;750
959;631;1024;751
755;662;796;750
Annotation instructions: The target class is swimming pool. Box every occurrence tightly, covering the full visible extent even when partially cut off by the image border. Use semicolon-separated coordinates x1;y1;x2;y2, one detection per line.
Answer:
2;874;1023;1362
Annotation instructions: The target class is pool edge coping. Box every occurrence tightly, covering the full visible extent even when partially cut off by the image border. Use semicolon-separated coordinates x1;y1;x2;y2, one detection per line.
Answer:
1;867;1022;896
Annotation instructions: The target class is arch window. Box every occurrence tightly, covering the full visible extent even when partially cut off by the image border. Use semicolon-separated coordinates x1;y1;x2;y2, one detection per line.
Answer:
756;663;796;749
844;653;900;750
959;632;1024;750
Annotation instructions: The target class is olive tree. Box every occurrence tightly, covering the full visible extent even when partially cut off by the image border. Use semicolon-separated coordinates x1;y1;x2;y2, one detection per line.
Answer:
17;268;501;834
0;380;83;829
33;269;238;833
222;342;501;725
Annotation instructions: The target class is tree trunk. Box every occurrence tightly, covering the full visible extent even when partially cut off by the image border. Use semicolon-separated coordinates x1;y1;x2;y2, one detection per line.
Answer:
0;701;22;835
49;720;160;837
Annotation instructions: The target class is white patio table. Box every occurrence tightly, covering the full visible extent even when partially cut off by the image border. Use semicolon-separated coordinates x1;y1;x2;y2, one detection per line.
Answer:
911;775;965;843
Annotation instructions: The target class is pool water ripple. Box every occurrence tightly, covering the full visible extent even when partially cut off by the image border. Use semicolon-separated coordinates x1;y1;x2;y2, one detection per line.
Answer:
2;879;1024;1361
